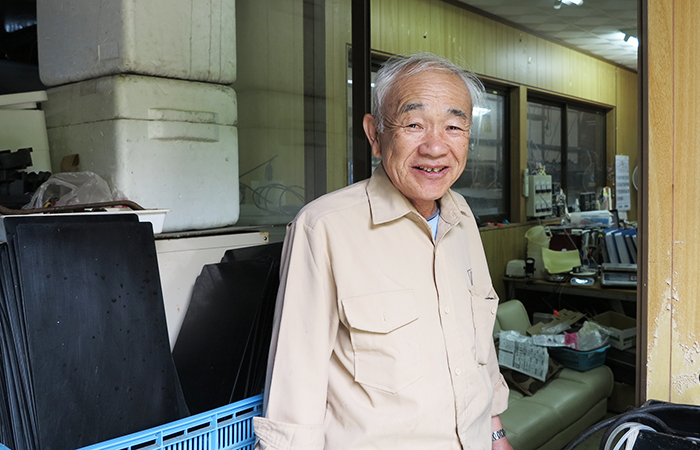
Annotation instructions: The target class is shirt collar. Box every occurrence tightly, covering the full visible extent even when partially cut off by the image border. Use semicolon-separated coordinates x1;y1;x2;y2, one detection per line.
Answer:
366;164;473;226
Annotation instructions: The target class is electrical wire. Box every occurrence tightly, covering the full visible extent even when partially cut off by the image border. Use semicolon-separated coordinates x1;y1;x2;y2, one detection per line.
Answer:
603;422;656;450
239;155;279;179
240;182;304;215
598;411;675;446
238;154;306;215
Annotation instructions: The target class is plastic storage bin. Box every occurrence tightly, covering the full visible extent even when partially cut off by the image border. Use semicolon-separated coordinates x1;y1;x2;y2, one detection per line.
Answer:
77;394;262;450
549;345;610;372
37;0;236;86
43;74;239;232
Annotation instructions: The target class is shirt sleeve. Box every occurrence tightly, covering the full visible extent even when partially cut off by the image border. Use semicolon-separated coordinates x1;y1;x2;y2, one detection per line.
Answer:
254;416;324;450
488;331;510;416
254;218;338;450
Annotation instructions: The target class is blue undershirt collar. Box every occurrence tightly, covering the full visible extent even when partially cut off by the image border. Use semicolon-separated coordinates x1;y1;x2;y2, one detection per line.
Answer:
427;208;440;240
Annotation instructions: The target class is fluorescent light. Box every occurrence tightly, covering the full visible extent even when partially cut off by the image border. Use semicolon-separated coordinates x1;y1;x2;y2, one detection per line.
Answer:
555;0;583;6
618;29;639;48
346;80;377;88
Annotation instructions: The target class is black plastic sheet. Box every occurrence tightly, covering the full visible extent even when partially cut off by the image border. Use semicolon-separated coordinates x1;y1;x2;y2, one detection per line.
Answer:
0;216;187;450
173;242;281;414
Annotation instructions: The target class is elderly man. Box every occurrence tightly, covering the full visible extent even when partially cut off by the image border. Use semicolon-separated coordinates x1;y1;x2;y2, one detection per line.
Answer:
254;53;512;450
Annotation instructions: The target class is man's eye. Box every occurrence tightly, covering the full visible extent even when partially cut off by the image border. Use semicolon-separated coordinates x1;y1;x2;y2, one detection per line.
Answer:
406;123;421;129
447;125;464;131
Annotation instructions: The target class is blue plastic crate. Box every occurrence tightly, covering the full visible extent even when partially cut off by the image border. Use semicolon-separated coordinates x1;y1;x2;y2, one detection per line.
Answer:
76;394;263;450
549;345;609;372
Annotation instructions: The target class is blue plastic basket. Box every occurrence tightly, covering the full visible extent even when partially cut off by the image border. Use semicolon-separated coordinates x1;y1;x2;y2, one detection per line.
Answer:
76;394;263;450
549;345;609;372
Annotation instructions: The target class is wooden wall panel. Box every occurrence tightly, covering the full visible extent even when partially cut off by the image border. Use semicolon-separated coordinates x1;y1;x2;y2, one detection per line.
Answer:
480;15;497;76
669;0;700;403
480;225;529;301
369;0;626;106
646;0;674;402
644;0;700;403
429;1;448;57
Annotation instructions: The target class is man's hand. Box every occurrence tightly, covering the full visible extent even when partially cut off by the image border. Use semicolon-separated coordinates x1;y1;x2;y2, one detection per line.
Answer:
492;437;514;450
491;416;513;450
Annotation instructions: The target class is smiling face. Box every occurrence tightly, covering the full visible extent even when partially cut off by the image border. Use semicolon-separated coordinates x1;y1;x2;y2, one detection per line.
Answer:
363;69;472;218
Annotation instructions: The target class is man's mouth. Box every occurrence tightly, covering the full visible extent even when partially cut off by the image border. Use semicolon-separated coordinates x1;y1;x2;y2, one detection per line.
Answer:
416;166;447;173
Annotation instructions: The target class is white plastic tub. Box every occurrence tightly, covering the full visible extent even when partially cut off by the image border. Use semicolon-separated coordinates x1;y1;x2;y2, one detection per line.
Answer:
43;75;239;233
0;209;169;242
37;0;236;86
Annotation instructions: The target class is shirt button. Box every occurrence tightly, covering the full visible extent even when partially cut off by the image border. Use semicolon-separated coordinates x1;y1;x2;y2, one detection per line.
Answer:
455;368;461;376
444;306;451;314
491;306;497;315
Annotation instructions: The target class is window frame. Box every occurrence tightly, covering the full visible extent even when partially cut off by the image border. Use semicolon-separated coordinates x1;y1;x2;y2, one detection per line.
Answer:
461;81;512;225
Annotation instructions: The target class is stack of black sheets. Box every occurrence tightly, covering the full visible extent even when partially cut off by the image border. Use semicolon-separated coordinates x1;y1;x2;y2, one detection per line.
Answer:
0;215;187;450
173;242;282;415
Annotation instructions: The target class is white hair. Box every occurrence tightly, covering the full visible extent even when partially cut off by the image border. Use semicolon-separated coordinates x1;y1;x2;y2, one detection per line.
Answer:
371;53;485;133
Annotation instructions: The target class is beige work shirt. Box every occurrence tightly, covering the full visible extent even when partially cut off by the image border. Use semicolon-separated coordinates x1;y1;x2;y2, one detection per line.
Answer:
254;165;509;450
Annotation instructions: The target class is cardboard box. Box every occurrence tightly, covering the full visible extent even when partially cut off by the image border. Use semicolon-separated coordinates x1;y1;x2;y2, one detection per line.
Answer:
592;311;637;350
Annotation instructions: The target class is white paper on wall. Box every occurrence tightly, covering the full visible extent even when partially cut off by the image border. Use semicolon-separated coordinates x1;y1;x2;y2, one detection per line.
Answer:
615;155;631;211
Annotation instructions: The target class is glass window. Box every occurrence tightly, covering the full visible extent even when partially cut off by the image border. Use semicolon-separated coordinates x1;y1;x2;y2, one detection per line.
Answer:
527;101;563;187
452;88;509;222
566;106;607;207
346;53;387;184
234;0;351;226
527;98;606;214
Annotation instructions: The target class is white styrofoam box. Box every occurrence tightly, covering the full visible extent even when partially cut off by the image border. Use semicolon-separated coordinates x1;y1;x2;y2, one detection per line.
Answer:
0;91;52;173
43;75;239;232
37;0;236;87
155;232;269;347
43;75;238;128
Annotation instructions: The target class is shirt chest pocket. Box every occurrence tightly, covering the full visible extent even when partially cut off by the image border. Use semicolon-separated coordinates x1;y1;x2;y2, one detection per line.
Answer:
342;290;423;394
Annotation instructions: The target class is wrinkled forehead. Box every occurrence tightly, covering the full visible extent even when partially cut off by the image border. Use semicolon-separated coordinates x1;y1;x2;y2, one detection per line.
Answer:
384;69;473;120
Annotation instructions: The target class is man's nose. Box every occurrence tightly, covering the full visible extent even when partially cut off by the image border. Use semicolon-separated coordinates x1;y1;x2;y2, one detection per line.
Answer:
419;128;450;156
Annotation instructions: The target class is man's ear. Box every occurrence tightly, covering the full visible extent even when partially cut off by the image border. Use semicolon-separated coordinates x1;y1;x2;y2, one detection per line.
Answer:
362;114;382;158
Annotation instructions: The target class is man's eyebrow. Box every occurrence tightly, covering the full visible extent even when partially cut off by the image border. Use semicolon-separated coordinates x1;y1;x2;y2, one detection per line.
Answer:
449;108;467;118
401;103;424;114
